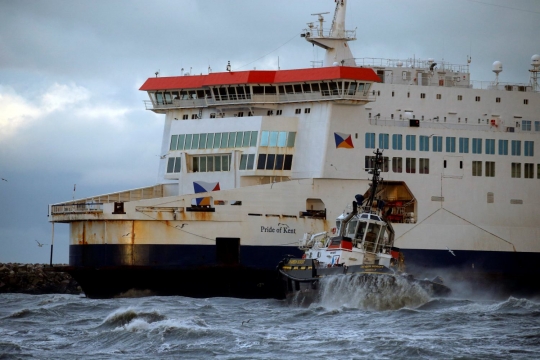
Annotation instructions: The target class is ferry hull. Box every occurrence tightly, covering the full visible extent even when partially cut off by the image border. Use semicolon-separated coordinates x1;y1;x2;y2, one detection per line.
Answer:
67;244;540;298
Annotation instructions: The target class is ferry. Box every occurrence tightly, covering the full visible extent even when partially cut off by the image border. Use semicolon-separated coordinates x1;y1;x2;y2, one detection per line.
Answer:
49;0;540;298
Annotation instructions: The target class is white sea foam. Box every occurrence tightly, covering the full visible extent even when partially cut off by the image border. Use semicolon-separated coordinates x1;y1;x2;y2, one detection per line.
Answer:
314;274;431;311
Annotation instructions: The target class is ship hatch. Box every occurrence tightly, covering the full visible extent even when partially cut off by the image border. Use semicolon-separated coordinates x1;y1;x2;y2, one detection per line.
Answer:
216;238;240;265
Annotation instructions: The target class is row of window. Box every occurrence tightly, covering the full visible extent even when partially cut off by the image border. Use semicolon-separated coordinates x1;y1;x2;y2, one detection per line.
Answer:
260;131;296;147
510;163;539;179
386;90;531;105
471;161;539;178
366;133;535;156
166;153;294;173
166;155;233;173
170;131;259;150
364;155;540;179
256;154;293;171
154;81;371;104
170;130;297;151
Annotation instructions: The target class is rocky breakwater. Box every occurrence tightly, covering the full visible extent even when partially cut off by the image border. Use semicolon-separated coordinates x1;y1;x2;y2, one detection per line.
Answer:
0;263;81;295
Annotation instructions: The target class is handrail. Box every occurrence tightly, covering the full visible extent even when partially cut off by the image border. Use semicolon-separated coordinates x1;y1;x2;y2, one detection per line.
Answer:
51;203;103;215
144;91;373;110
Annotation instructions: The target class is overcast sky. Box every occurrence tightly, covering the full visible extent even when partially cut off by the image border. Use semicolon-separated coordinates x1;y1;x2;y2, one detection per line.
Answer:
1;0;539;264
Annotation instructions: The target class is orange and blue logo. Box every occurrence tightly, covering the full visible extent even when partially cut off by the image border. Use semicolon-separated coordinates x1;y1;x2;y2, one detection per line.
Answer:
334;132;354;149
193;181;220;206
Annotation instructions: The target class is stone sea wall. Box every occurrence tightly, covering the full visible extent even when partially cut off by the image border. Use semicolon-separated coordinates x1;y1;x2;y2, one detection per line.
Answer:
0;263;81;295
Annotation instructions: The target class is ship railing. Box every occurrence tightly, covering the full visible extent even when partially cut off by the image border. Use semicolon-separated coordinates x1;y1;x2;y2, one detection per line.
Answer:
353;57;470;73
369;117;503;130
303;28;357;40
470;81;534;92
144;92;373;110
50;203;103;215
50;184;165;216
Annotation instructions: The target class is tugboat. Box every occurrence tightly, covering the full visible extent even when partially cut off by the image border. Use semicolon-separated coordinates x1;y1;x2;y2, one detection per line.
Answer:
278;148;451;304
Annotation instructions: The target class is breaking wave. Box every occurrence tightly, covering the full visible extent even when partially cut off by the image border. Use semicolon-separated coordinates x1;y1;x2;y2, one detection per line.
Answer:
311;274;431;311
101;307;166;327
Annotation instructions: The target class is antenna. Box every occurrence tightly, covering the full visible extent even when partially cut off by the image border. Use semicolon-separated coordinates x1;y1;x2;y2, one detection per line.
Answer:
310;12;330;37
530;54;540;92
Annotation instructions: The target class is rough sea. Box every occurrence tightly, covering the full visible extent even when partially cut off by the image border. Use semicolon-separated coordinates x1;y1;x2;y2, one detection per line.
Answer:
1;275;539;359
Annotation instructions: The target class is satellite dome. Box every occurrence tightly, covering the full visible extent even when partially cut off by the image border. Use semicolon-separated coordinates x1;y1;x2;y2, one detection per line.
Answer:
396;61;403;67
428;58;434;63
532;54;540;68
492;61;503;74
333;62;339;66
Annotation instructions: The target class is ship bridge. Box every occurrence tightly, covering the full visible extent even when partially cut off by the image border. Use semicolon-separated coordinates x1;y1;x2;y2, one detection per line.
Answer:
139;67;380;113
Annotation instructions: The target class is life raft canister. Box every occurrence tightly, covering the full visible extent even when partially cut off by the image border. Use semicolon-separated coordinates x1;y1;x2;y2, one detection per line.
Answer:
331;227;337;234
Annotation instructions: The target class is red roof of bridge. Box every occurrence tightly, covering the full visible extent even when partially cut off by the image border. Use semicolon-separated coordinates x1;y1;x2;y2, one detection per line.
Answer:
139;67;380;91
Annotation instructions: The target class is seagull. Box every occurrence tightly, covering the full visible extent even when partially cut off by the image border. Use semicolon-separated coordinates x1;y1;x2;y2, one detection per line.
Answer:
35;240;47;247
241;319;252;326
156;154;168;159
446;247;456;256
1;178;7;182
122;232;131;237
